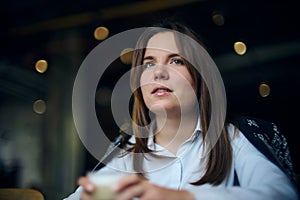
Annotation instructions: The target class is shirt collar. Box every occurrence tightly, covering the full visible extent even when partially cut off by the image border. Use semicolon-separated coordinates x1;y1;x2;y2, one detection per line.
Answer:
148;117;202;150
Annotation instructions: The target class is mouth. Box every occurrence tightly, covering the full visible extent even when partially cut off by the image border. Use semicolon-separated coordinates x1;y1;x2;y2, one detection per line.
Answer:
151;86;173;94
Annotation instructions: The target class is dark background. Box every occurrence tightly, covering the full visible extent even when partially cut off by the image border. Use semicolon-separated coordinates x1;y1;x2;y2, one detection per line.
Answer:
0;0;299;199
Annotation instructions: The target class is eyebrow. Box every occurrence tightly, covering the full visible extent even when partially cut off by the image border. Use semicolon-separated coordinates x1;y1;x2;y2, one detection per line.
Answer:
143;53;181;62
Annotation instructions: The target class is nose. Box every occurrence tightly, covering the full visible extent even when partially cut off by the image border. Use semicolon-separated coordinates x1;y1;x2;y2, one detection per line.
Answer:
154;66;169;80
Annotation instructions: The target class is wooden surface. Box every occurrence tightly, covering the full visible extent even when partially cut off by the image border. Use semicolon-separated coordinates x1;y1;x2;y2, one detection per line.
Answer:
0;188;44;200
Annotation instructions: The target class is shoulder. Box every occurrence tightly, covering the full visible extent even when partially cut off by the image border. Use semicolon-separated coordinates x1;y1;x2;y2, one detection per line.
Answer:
227;115;296;184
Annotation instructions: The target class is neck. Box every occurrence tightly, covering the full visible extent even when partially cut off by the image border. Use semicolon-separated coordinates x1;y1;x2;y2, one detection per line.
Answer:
154;111;198;155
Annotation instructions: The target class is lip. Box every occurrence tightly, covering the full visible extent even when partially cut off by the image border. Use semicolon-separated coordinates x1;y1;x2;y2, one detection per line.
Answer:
151;86;173;95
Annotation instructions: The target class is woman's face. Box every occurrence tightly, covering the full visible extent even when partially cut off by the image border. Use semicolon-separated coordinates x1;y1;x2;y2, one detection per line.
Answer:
140;32;198;117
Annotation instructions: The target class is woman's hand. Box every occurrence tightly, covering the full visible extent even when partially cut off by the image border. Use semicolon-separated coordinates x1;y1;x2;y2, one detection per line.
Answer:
77;176;96;200
78;174;195;200
114;174;195;200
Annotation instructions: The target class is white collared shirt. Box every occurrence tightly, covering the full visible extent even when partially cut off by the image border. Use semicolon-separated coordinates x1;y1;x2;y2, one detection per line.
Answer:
64;122;298;200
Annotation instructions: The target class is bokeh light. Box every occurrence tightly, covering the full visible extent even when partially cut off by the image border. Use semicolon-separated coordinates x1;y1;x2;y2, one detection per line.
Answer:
94;26;109;40
35;59;48;73
33;99;47;114
212;10;225;26
120;48;134;65
259;83;271;97
234;41;247;55
95;87;112;106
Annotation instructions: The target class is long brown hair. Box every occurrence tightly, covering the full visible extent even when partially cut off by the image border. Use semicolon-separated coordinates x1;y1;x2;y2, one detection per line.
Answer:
129;21;232;185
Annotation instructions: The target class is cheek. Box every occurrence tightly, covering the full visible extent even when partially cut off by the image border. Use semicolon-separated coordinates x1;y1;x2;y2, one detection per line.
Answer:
183;71;194;85
140;72;151;99
176;70;195;89
176;71;198;103
140;85;153;110
140;85;151;98
140;72;152;91
140;72;147;87
140;72;150;87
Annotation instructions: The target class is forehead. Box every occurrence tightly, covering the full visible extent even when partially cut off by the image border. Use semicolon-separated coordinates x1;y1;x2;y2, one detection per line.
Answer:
146;32;179;54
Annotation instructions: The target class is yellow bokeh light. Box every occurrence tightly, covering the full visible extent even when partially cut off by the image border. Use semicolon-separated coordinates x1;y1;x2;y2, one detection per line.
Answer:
35;60;48;73
259;83;271;97
94;26;109;41
33;99;47;114
120;48;134;65
234;41;247;55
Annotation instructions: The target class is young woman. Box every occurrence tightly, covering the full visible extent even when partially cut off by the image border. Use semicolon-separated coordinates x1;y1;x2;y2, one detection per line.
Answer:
65;22;298;200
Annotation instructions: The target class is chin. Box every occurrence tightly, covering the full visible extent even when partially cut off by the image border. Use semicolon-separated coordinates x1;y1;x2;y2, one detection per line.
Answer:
149;104;179;116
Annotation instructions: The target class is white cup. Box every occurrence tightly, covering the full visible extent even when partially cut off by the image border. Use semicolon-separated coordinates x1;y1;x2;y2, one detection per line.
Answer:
88;172;125;200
